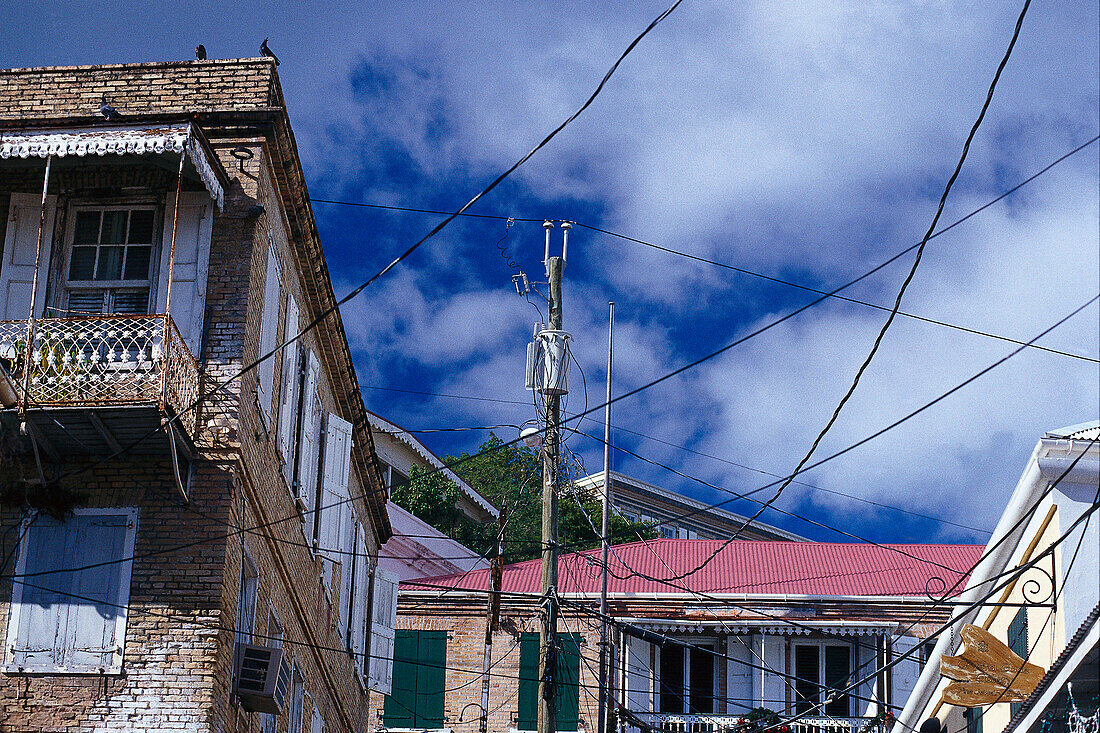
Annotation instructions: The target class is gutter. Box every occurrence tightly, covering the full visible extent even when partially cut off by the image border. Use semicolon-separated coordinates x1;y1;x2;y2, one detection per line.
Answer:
893;439;1046;733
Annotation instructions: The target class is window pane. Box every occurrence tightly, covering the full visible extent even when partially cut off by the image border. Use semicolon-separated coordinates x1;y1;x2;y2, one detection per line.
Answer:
74;211;101;244
660;643;685;713
824;646;851;716
127;210;155;243
69;246;96;280
794;645;820;714
123;246;151;280
100;211;126;244
109;289;149;314
96;246;124;280
68;291;105;315
688;646;715;714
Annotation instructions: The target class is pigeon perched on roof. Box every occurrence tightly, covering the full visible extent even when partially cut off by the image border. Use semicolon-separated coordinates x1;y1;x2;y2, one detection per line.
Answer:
99;96;121;120
195;45;207;60
260;38;279;66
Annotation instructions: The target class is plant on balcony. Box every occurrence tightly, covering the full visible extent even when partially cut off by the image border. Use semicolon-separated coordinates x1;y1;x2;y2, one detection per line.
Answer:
859;710;895;733
733;707;790;733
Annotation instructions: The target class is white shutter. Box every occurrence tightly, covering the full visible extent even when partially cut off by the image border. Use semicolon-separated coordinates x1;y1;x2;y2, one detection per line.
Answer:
890;634;921;711
295;350;322;510
858;636;881;716
311;708;325;733
277;296;301;473
727;635;754;715
758;634;786;711
624;634;653;715
156;191;213;354
256;242;282;418
9;517;67;668
368;569;399;694
7;510;136;672
350;527;370;671
0;192;56;320
318;413;353;560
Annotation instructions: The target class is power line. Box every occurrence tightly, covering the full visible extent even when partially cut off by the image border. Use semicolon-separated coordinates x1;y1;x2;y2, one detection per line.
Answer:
40;0;687;489
718;0;1037;588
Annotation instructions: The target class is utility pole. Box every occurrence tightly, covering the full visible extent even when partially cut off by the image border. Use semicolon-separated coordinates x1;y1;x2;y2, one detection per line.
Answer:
538;221;568;733
479;507;507;733
597;302;614;733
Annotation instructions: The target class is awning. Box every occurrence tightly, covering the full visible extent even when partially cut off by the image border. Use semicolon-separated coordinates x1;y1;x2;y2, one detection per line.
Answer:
0;123;226;210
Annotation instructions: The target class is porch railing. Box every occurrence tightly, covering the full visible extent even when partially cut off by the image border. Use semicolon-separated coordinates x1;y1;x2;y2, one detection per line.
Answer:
0;314;199;429
630;714;875;733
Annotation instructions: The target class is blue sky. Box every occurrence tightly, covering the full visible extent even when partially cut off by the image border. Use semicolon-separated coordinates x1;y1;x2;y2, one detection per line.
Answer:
4;0;1098;543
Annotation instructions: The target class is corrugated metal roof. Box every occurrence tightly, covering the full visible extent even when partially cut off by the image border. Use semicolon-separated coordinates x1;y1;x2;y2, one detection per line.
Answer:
404;539;985;597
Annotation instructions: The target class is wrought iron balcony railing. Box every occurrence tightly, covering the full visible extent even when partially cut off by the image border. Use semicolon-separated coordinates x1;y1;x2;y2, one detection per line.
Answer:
0;314;199;436
630;714;876;733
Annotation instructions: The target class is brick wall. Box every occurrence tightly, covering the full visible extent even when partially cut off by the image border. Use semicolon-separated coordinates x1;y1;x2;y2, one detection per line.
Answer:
0;58;384;733
0;59;278;121
388;605;602;733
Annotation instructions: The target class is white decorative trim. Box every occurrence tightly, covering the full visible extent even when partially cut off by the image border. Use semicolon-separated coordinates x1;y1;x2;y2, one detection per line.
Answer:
0;124;225;210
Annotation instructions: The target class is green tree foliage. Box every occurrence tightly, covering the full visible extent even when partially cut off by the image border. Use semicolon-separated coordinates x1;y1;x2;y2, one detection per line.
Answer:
390;434;657;564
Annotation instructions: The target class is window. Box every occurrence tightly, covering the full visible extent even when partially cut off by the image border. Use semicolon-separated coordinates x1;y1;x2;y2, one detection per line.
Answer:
383;630;447;729
794;643;852;716
261;610;284;733
276;294;301;477
235;554;259;645
658;641;716;714
311;707;325;733
287;666;306;733
1008;609;1027;717
518;633;581;731
256;241;282;421
64;207;157;315
5;508;138;673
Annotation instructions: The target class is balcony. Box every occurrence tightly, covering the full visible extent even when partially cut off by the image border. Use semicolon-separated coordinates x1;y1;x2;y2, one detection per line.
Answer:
0;314;199;457
630;714;876;733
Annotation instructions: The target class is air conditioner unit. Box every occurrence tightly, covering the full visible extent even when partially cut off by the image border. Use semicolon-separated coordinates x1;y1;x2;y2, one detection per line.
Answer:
232;642;291;714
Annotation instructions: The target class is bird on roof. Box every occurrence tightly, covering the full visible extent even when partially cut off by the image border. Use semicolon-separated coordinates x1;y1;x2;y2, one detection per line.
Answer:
195;44;207;60
260;38;279;66
99;95;121;121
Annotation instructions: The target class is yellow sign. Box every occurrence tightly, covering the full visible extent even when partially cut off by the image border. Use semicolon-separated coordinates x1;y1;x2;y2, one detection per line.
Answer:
940;624;1045;706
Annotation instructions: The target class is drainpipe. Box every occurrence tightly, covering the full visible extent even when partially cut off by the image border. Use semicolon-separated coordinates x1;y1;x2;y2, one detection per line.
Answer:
891;442;1045;733
20;155;52;419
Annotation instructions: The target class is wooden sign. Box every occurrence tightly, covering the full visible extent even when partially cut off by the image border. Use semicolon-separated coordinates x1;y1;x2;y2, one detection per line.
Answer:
940;624;1045;706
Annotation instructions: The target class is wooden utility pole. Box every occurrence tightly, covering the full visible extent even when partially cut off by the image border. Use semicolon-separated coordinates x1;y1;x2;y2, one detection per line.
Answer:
538;225;566;733
479;508;507;733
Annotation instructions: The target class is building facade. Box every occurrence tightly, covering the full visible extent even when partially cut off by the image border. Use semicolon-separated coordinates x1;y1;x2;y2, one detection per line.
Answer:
369;410;498;582
0;58;396;732
575;471;806;541
895;423;1099;733
389;539;983;733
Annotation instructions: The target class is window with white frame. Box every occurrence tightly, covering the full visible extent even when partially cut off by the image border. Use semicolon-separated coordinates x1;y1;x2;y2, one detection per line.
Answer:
793;642;853;716
276;294;301;478
235;553;259;645
64;207;158;315
315;411;353;588
5;508;138;673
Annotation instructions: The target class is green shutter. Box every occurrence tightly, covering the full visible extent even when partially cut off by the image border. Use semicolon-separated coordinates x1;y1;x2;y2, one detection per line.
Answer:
383;630;448;728
517;633;582;731
384;631;418;727
556;634;582;730
416;631;447;727
1008;610;1027;717
518;633;540;730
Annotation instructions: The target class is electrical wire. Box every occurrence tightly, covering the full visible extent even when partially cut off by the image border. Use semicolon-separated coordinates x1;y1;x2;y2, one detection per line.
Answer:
6;297;1092;588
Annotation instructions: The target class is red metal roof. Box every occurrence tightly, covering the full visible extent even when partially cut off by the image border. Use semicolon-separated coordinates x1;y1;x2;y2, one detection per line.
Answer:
403;539;985;597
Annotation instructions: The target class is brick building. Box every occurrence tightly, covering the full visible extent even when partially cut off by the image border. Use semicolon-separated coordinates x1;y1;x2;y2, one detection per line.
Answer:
391;540;984;733
0;58;397;732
